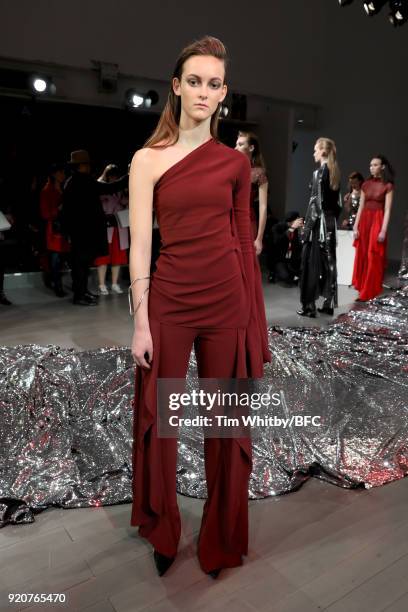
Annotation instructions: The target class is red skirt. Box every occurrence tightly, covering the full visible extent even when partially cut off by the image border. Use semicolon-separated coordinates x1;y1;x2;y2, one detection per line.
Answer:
352;208;386;301
94;227;128;266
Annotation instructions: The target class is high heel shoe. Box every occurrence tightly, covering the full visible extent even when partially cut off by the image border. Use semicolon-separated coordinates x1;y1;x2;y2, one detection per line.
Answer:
317;306;334;316
207;569;221;579
153;550;175;576
296;307;316;318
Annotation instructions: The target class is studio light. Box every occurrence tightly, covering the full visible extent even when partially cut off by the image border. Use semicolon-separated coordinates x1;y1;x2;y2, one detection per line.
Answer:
30;75;55;95
219;104;229;118
339;0;407;26
363;0;388;16
389;0;408;25
126;89;159;109
33;78;46;92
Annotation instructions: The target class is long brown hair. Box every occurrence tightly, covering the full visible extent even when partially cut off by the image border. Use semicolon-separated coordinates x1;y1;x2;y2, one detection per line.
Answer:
144;36;228;149
316;137;341;190
238;131;266;170
371;154;395;184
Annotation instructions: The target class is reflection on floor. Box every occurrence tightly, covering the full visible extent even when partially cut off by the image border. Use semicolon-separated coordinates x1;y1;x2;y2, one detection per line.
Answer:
0;270;366;349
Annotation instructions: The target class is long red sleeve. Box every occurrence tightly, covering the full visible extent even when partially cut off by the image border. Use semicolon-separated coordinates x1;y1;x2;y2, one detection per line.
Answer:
233;155;271;376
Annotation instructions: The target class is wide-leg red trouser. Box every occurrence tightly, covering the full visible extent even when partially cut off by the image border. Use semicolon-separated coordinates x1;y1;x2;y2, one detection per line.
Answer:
131;321;252;573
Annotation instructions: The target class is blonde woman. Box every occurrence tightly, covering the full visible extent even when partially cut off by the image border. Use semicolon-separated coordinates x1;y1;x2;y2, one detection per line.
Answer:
298;137;341;317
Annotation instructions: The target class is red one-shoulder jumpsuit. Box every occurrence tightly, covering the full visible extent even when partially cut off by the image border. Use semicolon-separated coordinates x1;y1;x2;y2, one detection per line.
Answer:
131;138;270;572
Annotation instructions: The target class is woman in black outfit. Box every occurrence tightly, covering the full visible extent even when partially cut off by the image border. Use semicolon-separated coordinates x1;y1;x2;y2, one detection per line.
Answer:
298;137;341;318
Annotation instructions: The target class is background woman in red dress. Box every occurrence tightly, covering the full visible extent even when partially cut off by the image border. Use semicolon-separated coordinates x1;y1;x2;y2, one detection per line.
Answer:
40;163;70;297
129;36;270;579
235;131;268;255
352;155;395;301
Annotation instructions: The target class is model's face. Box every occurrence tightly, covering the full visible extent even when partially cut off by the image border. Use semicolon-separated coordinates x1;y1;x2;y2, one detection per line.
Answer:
235;135;253;158
370;158;383;178
350;178;362;191
173;55;227;124
78;163;91;174
313;143;325;163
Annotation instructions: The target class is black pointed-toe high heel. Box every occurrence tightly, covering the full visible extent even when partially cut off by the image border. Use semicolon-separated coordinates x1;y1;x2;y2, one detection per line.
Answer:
153;550;175;577
207;568;221;579
296;307;316;318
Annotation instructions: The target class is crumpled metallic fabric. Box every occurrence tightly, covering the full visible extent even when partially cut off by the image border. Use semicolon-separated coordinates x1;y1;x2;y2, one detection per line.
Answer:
1;289;407;527
0;346;134;527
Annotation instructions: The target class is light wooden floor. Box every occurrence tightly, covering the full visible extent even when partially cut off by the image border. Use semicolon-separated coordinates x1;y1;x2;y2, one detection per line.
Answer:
1;275;407;612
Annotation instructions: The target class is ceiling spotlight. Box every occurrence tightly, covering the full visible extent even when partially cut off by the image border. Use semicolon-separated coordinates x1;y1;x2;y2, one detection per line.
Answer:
338;0;354;5
31;75;55;95
126;89;159;109
145;89;159;107
363;0;388;16
33;78;46;92
389;0;408;25
219;104;229;118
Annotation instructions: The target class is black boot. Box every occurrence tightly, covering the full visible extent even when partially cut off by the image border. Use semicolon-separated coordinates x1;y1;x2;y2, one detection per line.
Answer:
54;284;67;298
0;292;12;306
207;569;221;579
317;299;334;316
153;550;175;577
297;303;316;318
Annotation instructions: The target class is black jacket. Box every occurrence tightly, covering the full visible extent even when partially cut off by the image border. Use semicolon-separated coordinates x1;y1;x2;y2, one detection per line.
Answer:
62;172;127;257
303;164;341;243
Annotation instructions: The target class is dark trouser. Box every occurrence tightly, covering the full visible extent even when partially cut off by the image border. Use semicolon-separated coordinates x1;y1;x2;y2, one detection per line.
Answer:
0;258;4;293
300;214;337;311
70;244;93;300
274;260;300;284
49;251;64;291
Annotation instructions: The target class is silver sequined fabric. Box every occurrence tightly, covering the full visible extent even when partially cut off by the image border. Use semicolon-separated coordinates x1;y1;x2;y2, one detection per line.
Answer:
0;289;407;527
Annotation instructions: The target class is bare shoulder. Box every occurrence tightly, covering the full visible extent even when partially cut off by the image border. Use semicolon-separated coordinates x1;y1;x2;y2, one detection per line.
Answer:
130;148;157;174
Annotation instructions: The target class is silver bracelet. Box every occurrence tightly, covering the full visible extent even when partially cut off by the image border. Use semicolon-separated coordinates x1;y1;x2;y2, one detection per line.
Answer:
129;276;150;289
128;286;149;317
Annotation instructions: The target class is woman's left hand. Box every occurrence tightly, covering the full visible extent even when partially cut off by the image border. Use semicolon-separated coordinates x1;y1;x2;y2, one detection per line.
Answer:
254;238;263;256
377;230;386;243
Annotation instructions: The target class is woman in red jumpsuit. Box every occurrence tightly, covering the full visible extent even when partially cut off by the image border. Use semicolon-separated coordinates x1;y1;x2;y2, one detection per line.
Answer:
129;36;270;579
352;155;395;301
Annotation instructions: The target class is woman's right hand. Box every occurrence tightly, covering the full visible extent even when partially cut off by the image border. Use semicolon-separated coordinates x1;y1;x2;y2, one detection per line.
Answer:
353;228;359;240
132;326;153;369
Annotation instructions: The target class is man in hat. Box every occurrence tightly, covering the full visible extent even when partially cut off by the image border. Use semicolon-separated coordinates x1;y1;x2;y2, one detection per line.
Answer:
62;150;127;305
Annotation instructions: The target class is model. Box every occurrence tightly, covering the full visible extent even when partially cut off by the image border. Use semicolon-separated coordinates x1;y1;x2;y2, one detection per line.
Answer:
235;131;268;255
129;36;270;579
352;155;395;301
298;137;341;318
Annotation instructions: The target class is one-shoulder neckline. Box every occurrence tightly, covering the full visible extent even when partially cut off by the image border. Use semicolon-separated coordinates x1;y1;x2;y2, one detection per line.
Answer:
154;137;215;189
